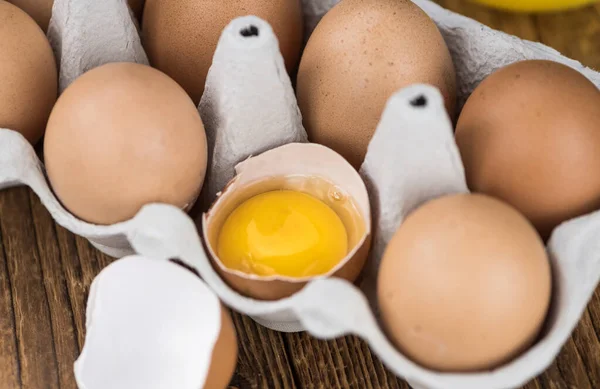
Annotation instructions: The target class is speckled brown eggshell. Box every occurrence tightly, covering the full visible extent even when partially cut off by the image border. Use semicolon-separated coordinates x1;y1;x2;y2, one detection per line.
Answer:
456;60;600;240
378;194;552;372
296;0;456;169
203;304;238;389
44;62;208;225
7;0;145;31
142;0;304;105
0;0;57;144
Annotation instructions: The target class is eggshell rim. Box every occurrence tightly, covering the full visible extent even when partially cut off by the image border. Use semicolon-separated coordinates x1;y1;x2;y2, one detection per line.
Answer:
202;142;372;283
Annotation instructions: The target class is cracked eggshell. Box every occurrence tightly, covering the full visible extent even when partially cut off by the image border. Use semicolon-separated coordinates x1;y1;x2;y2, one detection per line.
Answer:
202;142;371;301
75;256;237;389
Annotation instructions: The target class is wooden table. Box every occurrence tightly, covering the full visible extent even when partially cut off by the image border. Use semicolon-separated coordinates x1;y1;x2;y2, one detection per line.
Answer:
1;1;600;388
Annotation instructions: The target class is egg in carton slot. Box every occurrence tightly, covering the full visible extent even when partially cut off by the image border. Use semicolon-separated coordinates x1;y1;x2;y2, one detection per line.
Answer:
2;1;600;389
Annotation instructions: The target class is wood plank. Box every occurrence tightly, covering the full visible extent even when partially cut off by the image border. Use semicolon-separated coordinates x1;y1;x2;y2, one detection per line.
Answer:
0;196;21;389
27;191;81;389
552;338;593;389
522;379;543;389
536;363;569;389
52;225;90;351
0;187;59;389
570;308;600;388
285;333;410;389
285;326;550;389
53;225;113;350
586;288;600;360
229;313;297;389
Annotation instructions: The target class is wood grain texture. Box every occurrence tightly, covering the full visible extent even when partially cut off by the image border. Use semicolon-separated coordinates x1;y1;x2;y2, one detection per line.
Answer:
0;196;20;389
0;187;60;389
229;313;297;389
0;1;599;389
284;333;411;389
27;191;79;389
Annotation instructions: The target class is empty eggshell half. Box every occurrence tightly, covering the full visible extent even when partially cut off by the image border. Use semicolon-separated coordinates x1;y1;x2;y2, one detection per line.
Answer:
75;256;237;389
202;142;371;301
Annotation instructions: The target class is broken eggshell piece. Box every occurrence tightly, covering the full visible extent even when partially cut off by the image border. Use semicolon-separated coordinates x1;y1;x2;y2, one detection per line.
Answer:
202;142;371;301
75;256;237;389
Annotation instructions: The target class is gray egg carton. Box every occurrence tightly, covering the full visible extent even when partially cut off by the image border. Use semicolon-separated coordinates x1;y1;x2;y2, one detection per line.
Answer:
1;0;600;389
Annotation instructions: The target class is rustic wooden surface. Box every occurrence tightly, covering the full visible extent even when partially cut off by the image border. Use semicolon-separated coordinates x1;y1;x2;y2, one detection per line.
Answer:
1;1;600;388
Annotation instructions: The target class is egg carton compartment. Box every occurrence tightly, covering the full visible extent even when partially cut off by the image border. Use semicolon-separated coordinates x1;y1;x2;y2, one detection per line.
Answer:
2;1;600;389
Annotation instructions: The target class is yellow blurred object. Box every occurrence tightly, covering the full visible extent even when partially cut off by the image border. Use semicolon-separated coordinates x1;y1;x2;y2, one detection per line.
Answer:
471;0;598;12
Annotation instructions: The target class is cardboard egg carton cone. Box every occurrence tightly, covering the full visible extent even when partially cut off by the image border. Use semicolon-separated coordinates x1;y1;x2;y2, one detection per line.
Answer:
199;15;307;207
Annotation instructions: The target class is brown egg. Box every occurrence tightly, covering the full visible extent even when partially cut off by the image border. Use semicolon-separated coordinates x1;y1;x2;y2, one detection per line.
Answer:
296;0;456;169
203;304;238;389
44;62;207;225
142;0;304;104
378;194;551;372
7;0;145;31
456;60;600;240
0;0;57;144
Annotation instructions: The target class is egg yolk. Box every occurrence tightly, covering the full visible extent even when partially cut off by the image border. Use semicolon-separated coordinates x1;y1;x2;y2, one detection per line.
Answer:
217;190;349;278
